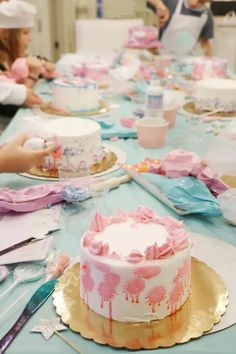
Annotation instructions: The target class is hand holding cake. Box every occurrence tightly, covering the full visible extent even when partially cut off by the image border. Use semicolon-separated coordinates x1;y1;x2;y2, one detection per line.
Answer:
0;134;57;173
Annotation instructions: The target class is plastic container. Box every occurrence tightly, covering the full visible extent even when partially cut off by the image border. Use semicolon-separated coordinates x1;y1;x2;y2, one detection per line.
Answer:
144;76;163;119
136;118;169;148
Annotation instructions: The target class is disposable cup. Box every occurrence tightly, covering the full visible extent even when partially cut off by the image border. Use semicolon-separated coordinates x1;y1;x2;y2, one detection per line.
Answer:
136;118;169;148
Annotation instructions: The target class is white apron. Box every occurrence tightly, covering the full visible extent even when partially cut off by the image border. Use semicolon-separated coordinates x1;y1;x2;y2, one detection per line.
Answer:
161;0;208;57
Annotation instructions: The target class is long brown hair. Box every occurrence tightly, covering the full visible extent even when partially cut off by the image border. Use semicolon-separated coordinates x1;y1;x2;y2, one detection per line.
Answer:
0;29;22;68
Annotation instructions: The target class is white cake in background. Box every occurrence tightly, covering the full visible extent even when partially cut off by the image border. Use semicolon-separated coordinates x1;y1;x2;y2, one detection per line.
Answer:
73;59;110;81
193;79;236;112
192;57;227;80
51;78;100;113
80;206;191;322
41;118;104;172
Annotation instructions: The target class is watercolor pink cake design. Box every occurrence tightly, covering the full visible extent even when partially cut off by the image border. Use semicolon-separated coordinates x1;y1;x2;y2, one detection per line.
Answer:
80;206;191;323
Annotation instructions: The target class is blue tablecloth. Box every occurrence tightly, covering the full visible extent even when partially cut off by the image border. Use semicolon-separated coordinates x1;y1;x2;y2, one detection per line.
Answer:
0;83;235;354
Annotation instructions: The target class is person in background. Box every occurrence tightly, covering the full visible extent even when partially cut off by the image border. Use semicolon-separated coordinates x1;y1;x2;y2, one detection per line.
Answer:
0;134;56;173
147;0;214;57
0;0;56;87
0;0;45;116
0;79;43;108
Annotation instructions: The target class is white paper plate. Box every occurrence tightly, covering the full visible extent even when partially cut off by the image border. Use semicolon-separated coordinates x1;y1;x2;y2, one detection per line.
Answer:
19;143;127;181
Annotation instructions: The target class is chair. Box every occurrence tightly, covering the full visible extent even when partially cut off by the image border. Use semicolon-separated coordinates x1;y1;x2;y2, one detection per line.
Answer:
75;18;144;59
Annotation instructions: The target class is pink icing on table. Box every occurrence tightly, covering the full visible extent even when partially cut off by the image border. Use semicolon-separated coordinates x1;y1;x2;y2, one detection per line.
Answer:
145;286;167;313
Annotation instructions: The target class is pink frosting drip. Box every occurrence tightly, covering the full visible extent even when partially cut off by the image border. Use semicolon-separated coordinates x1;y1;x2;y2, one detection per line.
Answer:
83;206;189;262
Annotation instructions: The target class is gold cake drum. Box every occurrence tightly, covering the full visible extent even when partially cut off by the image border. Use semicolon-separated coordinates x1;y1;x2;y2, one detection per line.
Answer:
53;257;228;350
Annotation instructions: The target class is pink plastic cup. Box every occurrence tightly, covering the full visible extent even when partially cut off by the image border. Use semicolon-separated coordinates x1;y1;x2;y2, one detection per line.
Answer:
136;118;169;148
163;105;177;128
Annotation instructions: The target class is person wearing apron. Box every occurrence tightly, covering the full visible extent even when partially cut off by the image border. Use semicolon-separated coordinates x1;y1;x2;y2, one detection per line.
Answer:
147;0;213;57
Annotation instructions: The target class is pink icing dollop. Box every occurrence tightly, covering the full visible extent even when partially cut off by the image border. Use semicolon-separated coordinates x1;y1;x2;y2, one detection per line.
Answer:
47;254;70;278
126;250;144;263
88;240;109;256
90;212;109;232
128;206;157;224
159;149;204;178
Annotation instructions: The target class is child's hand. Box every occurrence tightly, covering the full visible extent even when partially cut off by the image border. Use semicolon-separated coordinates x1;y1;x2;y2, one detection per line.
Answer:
24;88;44;107
27;55;42;79
0;135;56;173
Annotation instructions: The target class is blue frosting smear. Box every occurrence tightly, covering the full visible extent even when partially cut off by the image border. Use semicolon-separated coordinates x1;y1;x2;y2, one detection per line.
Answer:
142;173;221;216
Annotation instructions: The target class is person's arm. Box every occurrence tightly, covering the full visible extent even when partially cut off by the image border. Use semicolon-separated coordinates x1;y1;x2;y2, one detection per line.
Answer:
199;9;214;56
0;83;43;107
200;38;212;56
147;0;170;26
0;135;56;173
0;82;27;105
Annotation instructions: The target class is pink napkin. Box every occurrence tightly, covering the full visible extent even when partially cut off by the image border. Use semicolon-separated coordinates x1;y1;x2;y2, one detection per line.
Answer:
0;184;63;213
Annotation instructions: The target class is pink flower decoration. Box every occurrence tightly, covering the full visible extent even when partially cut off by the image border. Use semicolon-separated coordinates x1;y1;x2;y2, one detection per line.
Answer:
134;266;161;279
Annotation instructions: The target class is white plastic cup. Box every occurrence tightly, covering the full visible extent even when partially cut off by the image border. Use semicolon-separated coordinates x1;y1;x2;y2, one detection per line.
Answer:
136;118;169;148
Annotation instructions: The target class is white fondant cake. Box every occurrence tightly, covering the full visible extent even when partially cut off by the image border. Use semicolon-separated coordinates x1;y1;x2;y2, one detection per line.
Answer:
192;57;227;80
51;78;100;113
80;206;191;323
41;118;104;172
193;79;236;112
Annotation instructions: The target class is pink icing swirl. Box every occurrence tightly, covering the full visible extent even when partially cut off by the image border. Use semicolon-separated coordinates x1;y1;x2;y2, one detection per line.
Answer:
88;240;109;256
128;206;157;224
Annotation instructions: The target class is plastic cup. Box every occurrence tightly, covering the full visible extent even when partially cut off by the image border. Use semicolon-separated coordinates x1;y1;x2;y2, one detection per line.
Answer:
136;118;169;148
163;104;177;128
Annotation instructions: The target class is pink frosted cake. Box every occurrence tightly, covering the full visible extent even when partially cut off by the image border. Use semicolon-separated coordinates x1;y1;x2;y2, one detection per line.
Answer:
73;59;110;81
51;78;100;113
192;57;227;80
125;26;161;49
80;206;191;322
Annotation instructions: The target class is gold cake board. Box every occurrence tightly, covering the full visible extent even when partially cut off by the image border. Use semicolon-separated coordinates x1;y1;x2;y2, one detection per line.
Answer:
183;102;236;118
40;99;109;117
28;151;117;179
53;257;228;350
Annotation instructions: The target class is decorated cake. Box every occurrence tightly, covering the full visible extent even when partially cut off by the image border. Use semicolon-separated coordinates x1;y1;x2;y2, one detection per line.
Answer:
125;26;161;49
80;206;191;322
25;118;117;177
192;57;227;80
193;78;236;112
51;78;100;113
73;59;110;81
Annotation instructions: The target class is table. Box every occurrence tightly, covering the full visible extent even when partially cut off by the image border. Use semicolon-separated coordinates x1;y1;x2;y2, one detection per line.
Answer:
0;85;235;354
